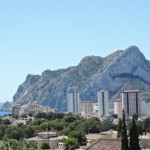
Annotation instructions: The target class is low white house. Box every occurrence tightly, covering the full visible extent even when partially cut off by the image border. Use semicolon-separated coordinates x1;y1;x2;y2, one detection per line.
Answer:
26;131;68;149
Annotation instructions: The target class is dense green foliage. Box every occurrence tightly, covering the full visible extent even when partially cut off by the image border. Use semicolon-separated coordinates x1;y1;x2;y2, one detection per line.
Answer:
1;112;148;149
120;112;142;150
2;119;11;125
21;114;28;118
143;117;150;133
129;118;140;150
117;119;122;138
63;137;79;150
1;139;38;150
121;110;129;150
13;114;19;119
40;142;50;149
0;112;117;146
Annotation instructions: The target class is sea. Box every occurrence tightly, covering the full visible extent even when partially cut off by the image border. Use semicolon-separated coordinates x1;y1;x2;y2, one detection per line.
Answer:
0;111;12;116
0;102;12;116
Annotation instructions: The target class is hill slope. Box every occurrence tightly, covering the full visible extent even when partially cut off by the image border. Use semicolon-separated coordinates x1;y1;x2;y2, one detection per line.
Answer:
13;46;150;110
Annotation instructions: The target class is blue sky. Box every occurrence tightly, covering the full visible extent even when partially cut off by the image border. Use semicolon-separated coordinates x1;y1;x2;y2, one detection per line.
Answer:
0;1;150;102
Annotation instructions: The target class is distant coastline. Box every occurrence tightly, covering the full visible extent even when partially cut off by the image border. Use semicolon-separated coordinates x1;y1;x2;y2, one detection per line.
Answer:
0;111;12;116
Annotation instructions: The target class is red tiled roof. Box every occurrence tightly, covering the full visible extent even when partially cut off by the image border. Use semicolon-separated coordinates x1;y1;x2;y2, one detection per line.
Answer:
86;139;121;150
86;139;150;150
85;134;103;140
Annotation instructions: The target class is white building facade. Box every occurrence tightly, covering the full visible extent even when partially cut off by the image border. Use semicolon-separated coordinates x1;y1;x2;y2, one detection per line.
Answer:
114;99;122;118
80;101;93;118
67;87;80;113
122;90;141;118
141;101;150;117
93;103;98;117
97;90;109;117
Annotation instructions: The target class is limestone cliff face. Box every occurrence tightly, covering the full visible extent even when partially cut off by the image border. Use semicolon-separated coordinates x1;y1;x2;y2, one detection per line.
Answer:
13;46;150;110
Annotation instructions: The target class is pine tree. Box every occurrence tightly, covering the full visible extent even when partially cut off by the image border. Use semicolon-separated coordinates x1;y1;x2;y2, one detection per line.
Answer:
117;119;122;138
129;118;140;150
121;110;129;150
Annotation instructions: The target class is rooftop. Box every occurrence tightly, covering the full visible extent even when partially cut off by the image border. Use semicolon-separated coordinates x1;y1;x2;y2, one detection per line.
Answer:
26;136;45;142
85;134;103;140
100;130;117;135
26;135;68;141
86;139;150;150
86;139;121;150
50;135;68;141
37;131;57;135
122;90;141;93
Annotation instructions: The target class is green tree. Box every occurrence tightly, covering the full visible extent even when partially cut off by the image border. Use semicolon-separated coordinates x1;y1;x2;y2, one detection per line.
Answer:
31;119;43;125
117;119;122;138
21;114;28;118
23;126;36;138
63;137;79;150
13;114;19;119
2;119;11;125
133;114;138;120
24;141;38;150
2;140;38;150
129;118;140;150
121;110;129;150
5;127;24;140
0;117;3;124
40;142;50;150
78;118;101;134
143;117;150;133
28;113;33;117
136;121;144;135
60;128;71;135
36;112;46;120
69;130;86;145
2;139;19;150
0;125;8;140
101;119;117;132
64;116;77;123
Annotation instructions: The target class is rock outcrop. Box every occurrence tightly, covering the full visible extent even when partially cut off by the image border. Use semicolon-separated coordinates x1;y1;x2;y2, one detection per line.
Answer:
2;101;12;111
13;46;150;111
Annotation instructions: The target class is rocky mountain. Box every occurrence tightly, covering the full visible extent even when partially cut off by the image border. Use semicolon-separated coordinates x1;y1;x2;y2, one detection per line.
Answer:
1;101;12;111
13;46;150;111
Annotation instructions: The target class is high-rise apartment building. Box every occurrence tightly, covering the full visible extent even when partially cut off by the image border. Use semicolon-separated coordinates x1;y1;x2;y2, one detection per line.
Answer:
141;101;150;117
80;101;93;118
97;90;109;117
122;90;141;117
67;87;80;113
114;99;122;118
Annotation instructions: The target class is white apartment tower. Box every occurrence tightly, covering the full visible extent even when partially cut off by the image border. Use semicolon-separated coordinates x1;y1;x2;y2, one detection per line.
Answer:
142;101;150;117
67;87;80;113
97;90;109;117
80;101;93;117
114;99;122;118
122;90;141;118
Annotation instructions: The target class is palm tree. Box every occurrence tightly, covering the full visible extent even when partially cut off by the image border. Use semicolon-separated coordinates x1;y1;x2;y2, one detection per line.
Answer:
1;140;38;150
2;139;19;150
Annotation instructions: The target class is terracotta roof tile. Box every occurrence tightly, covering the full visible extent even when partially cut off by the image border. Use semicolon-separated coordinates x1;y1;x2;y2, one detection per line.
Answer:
86;139;121;150
86;139;150;150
